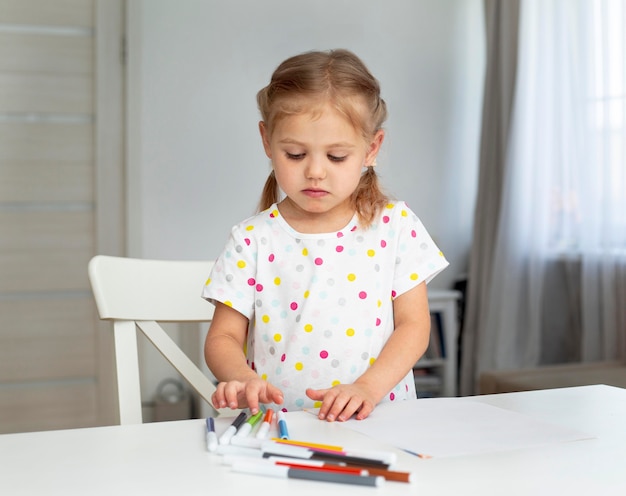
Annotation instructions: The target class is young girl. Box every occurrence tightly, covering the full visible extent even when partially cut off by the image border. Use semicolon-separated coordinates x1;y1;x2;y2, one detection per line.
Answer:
203;49;448;422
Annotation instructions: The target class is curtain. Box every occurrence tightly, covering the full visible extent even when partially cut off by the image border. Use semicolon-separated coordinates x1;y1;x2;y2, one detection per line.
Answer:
461;0;626;395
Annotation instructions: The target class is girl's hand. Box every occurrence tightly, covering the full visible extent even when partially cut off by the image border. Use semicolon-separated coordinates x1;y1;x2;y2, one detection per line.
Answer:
212;378;284;415
305;383;378;422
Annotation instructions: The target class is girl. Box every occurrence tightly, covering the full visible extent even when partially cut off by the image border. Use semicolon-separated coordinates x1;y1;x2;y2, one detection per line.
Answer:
203;49;448;422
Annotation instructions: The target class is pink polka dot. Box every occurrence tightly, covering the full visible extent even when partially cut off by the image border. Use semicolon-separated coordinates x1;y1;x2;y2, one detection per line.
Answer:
391;290;397;298
376;318;381;326
359;291;367;299
337;232;344;238
268;254;275;262
256;284;264;292
351;226;357;232
244;238;251;245
382;216;390;224
281;354;286;362
290;302;298;311
247;278;255;286
314;258;323;265
380;240;387;248
320;350;328;359
336;245;344;253
390;392;396;401
411;229;417;238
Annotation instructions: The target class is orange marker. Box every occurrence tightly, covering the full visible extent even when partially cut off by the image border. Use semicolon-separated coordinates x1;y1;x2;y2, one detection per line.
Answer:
255;408;274;439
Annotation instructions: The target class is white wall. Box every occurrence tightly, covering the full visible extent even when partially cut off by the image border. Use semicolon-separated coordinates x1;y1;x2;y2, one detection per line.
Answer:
126;0;485;406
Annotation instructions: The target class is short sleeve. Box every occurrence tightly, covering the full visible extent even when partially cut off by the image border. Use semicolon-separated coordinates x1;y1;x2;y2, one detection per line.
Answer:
391;202;449;298
201;223;258;319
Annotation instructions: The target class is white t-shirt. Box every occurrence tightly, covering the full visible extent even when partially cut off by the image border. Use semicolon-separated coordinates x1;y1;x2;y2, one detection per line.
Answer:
202;201;448;411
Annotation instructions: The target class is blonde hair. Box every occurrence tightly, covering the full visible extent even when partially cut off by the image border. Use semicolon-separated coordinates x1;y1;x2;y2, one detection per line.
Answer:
256;49;389;227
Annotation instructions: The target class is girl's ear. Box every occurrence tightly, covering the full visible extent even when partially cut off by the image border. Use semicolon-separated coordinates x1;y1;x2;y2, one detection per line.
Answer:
365;129;385;166
259;121;272;159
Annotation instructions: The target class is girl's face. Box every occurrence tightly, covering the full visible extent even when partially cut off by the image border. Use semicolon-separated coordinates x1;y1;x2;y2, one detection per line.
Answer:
260;101;383;232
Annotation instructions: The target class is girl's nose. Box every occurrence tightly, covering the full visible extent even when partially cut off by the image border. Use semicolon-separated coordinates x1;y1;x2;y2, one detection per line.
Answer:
305;155;326;180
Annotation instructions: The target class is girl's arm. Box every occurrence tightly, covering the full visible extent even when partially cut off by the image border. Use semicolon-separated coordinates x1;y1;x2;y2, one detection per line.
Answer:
306;282;430;421
204;302;284;414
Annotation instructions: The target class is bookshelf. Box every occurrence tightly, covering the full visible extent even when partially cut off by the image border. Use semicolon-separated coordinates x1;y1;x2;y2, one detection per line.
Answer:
414;289;462;397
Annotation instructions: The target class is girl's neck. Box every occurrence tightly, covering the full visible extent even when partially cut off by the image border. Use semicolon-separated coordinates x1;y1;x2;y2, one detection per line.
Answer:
277;198;356;234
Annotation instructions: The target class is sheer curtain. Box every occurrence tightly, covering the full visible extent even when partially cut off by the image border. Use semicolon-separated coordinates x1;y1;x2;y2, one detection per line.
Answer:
461;0;626;395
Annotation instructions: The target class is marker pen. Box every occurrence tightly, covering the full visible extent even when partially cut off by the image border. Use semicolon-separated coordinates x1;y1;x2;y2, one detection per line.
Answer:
234;410;264;438
218;412;247;445
206;417;218;452
277;411;290;440
255;409;274;439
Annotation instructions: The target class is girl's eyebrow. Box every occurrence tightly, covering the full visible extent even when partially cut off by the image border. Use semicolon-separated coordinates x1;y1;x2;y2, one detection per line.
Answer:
278;138;356;149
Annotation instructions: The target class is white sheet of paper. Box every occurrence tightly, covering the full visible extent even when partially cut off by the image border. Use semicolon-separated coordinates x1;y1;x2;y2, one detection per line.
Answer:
337;397;593;458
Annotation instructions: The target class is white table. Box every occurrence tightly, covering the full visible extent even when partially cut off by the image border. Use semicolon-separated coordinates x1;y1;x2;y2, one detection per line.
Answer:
1;385;624;495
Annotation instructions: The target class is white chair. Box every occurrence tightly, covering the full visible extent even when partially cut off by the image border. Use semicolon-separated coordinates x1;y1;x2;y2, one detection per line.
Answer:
88;255;229;424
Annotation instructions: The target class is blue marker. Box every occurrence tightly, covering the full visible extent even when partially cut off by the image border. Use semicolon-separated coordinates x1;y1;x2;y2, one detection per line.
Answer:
206;417;218;452
277;411;290;440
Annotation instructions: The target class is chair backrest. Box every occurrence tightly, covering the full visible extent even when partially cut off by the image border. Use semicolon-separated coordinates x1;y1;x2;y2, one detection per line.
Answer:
88;255;227;424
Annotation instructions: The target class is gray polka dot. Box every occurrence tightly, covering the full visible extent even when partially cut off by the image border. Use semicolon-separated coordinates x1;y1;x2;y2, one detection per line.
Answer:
317;239;326;247
269;347;275;355
361;352;369;360
420;242;429;250
226;274;234;282
235;245;243;253
255;299;263;307
324;330;333;338
338;297;346;306
331;359;340;368
327;278;335;286
296;265;304;272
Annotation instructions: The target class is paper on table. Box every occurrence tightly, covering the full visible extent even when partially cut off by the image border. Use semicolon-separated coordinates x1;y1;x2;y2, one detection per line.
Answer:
336;398;593;458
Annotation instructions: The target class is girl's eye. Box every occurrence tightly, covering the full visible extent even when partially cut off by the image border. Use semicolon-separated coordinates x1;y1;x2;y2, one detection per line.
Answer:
286;152;305;160
328;155;347;162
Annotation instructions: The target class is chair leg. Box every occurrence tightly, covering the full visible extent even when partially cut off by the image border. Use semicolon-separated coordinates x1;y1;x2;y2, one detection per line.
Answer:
113;321;143;424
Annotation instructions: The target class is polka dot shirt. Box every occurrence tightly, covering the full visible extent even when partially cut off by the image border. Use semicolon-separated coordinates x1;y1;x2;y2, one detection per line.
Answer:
202;201;448;411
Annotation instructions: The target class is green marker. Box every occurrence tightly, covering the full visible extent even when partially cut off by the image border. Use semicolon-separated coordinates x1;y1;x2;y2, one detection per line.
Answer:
234;410;264;438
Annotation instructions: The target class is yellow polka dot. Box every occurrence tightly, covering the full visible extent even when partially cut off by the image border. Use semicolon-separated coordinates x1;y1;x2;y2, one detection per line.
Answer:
369;357;376;366
439;251;444;257
401;209;408;217
386;203;394;209
295;362;303;371
304;324;313;333
261;373;268;380
273;333;282;342
237;260;246;269
346;328;355;337
274;277;281;285
347;273;356;282
224;301;233;307
302;248;308;256
410;273;419;281
245;225;254;231
304;290;310;298
331;380;341;387
204;277;211;285
271;209;279;217
262;315;270;324
367;249;375;257
313;401;322;408
377;299;382;308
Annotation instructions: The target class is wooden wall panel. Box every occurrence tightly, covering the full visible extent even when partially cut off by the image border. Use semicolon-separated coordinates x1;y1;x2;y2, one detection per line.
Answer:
0;73;92;113
0;381;98;434
0;298;97;381
0;160;92;204
0;122;93;162
0;33;93;74
0;211;93;292
0;0;94;28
